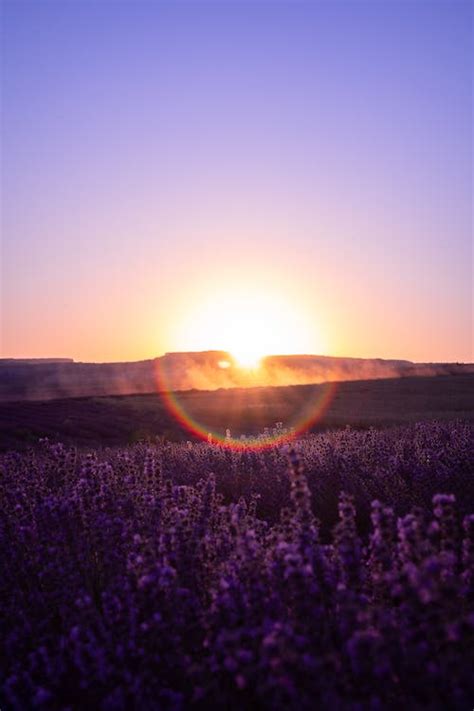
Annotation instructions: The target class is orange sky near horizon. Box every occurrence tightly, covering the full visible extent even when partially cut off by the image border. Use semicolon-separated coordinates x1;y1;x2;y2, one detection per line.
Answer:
2;256;472;365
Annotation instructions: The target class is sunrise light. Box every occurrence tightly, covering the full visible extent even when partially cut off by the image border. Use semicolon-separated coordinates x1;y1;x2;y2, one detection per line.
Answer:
174;288;322;364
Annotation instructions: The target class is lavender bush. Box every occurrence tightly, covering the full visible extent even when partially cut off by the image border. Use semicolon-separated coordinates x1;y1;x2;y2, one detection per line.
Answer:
1;421;473;709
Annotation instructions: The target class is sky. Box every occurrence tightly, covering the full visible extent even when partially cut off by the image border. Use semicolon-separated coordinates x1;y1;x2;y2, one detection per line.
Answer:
1;0;472;364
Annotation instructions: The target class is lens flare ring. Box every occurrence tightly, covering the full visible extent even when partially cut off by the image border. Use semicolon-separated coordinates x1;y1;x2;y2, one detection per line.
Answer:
154;360;337;450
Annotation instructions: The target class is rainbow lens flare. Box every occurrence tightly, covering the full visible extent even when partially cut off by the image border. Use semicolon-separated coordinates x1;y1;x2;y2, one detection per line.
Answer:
154;359;337;450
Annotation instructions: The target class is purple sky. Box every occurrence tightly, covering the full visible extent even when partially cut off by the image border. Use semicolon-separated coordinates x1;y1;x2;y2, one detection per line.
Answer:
1;0;472;363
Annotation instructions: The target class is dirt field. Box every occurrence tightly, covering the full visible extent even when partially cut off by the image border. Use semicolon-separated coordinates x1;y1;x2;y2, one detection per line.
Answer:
0;373;473;451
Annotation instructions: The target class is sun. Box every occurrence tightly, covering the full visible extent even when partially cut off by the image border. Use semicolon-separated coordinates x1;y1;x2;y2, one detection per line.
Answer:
174;286;323;365
224;315;271;369
217;305;304;368
232;348;263;369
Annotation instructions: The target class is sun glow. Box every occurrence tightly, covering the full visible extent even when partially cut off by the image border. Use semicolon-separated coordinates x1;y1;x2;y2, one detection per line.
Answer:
232;349;263;369
174;287;323;363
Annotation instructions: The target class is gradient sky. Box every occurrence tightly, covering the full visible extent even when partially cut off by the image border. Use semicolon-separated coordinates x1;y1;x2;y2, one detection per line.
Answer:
1;0;472;363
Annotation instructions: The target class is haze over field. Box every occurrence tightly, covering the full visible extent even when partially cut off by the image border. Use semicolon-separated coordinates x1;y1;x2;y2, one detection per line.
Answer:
1;352;473;402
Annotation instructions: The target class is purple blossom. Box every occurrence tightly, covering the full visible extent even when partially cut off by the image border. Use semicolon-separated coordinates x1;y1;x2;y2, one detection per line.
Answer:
1;422;473;708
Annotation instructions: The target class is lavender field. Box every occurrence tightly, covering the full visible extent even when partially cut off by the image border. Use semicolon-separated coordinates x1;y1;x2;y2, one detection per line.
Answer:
1;421;474;709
